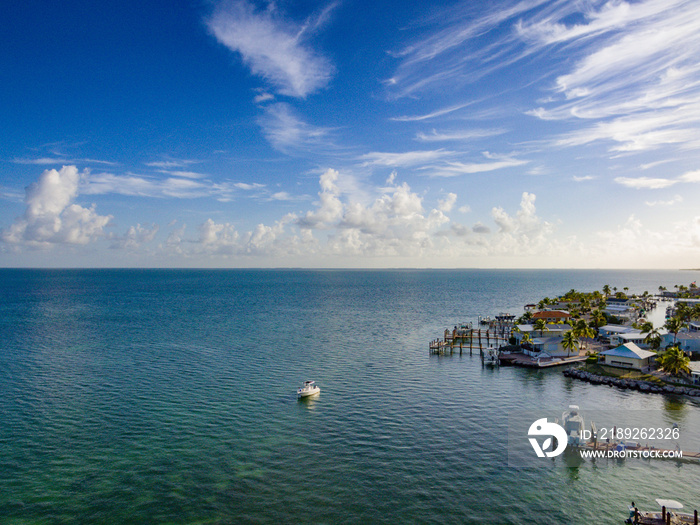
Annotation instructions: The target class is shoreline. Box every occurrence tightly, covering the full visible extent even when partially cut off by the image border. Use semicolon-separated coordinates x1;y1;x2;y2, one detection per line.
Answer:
563;367;700;398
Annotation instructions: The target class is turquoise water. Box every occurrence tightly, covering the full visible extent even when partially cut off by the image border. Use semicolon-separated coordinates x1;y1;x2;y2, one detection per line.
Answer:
1;269;699;524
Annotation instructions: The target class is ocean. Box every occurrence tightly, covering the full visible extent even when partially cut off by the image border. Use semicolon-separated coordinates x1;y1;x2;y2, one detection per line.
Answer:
1;269;699;524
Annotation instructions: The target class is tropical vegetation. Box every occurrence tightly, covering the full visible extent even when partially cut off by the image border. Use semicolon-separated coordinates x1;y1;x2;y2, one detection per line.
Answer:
657;345;691;377
561;330;580;357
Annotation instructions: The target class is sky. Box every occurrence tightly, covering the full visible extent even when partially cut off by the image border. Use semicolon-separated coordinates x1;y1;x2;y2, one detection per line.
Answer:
2;0;700;268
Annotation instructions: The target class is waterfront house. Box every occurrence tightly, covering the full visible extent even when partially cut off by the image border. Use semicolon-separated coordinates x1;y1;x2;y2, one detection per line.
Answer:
686;362;700;386
513;324;571;357
597;324;640;346
609;329;668;349
603;304;637;323
674;332;700;355
599;343;656;370
531;310;571;323
611;331;647;348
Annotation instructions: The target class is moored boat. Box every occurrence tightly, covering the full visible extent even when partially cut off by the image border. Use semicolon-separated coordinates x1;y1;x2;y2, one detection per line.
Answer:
625;499;698;524
562;405;585;447
297;380;320;398
482;347;499;366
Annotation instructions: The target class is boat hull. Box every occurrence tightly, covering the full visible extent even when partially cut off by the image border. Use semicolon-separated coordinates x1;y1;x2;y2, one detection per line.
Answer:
298;387;320;398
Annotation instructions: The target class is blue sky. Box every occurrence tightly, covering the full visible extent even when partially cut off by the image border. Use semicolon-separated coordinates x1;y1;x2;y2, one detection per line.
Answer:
2;0;700;268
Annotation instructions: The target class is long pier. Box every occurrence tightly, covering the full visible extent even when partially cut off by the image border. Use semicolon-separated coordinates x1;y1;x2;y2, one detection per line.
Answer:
429;325;512;356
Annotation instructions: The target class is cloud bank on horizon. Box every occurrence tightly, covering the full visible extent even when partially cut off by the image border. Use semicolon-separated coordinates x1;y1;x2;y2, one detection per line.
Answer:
1;0;700;268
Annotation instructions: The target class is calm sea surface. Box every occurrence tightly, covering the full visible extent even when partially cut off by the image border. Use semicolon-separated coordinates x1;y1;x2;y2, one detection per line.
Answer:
1;269;699;524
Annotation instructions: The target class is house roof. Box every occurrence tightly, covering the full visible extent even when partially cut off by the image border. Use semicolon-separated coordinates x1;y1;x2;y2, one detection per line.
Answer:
599;324;638;334
601;342;656;360
516;324;568;333
619;332;645;341
532;310;571;319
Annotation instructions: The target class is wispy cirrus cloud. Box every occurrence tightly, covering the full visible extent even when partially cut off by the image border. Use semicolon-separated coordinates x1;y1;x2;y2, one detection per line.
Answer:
426;152;528;177
614;169;700;189
522;0;700;154
78;168;292;204
358;148;527;177
12;157;67;165
386;0;549;98
82;172;221;199
614;176;677;189
13;157;119;166
145;159;200;169
391;102;475;122
645;194;683;206
234;182;266;190
207;0;336;98
389;0;700;158
258;103;333;153
157;171;207;179
415;128;505;142
515;0;676;47
359;149;454;168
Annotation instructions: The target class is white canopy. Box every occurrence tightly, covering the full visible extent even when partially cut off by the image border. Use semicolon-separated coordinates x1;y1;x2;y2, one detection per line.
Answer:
656;499;683;510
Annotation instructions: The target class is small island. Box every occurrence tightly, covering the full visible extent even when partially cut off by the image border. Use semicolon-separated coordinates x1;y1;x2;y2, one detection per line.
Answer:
432;281;700;397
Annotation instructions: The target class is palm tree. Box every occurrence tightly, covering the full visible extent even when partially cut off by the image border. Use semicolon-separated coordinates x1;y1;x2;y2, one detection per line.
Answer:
675;302;691;322
657;345;690;377
664;317;685;346
533;319;549;337
590;309;607;331
591;290;603;307
573;319;595;351
603;284;611;297
561;330;580;357
516;310;532;324
642;322;662;351
692;304;700;321
579;297;591;315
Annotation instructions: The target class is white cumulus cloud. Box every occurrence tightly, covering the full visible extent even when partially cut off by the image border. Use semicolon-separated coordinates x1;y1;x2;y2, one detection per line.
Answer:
2;166;111;246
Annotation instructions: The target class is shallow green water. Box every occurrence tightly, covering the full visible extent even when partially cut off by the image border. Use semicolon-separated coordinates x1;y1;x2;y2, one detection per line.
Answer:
1;269;698;524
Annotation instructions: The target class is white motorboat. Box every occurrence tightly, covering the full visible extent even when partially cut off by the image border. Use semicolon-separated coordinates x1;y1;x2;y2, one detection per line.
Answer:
562;405;585;447
625;499;697;524
297;380;320;398
482;347;499;366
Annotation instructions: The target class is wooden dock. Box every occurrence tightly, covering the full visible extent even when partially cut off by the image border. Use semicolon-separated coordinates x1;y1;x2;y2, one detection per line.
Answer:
498;352;588;368
429;326;512;356
627;506;698;524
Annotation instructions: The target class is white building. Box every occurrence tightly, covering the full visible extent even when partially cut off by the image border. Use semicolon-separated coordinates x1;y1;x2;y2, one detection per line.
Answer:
610;329;668;350
598;325;640;346
687;362;700;386
599;343;656;370
513;324;573;357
